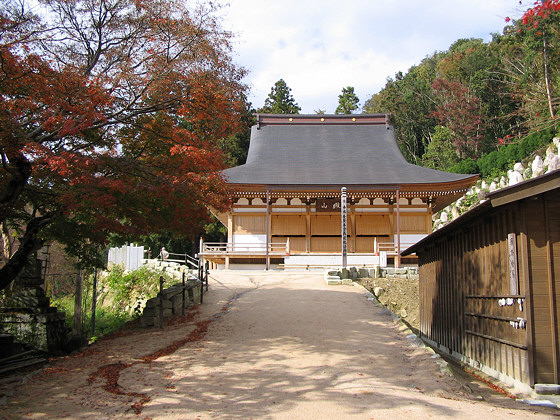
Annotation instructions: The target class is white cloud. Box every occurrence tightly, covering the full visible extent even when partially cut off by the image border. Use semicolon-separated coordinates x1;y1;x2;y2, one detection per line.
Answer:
219;0;523;113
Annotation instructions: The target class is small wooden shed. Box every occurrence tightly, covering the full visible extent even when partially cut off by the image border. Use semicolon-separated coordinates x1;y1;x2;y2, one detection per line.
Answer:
403;170;560;391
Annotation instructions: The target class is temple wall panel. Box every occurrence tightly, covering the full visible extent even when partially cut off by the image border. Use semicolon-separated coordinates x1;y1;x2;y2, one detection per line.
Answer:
271;215;306;235
234;215;266;234
311;237;341;252
311;215;341;235
400;214;431;233
273;236;306;253
355;214;391;235
356;237;376;253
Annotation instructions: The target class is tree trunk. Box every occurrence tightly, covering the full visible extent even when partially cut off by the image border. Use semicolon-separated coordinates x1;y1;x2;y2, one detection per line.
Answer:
1;221;15;263
73;268;83;337
0;213;55;292
0;154;32;225
91;268;97;336
542;29;556;119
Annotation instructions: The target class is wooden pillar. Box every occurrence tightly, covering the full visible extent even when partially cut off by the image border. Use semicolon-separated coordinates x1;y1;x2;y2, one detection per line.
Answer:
226;212;233;270
395;189;401;268
266;190;270;270
350;198;356;253
306;201;311;253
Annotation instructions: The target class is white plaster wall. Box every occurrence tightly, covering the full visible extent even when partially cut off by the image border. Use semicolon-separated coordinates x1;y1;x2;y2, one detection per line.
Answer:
232;234;267;251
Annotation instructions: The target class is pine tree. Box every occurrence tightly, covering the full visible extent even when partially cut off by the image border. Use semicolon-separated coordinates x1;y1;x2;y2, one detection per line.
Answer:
335;86;360;114
259;79;301;114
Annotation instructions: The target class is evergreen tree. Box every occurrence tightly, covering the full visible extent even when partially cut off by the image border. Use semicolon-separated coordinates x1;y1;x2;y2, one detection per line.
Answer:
335;86;360;114
259;79;301;114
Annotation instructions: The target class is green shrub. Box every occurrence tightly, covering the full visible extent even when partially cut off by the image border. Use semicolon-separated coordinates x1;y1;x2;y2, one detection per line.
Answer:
450;158;479;174
473;128;557;178
104;265;175;311
51;265;177;340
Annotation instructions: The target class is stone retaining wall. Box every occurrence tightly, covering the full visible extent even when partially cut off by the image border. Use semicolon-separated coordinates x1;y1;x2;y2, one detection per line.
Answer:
140;280;201;327
0;287;68;353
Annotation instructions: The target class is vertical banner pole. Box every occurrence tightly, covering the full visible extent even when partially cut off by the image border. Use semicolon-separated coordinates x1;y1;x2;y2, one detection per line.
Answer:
341;187;348;268
396;189;401;268
266;189;270;271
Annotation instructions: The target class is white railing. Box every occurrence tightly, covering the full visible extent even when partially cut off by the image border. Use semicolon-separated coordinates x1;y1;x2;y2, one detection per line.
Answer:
202;242;288;254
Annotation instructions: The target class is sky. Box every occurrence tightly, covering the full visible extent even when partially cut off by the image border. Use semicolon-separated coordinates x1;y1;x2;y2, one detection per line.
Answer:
217;0;529;114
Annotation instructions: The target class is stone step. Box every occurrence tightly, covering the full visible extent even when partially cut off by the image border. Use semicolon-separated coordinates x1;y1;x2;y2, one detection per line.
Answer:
5;296;51;308
11;287;46;298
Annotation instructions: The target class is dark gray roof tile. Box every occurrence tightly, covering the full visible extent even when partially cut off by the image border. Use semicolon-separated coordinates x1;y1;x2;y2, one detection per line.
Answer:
224;119;474;186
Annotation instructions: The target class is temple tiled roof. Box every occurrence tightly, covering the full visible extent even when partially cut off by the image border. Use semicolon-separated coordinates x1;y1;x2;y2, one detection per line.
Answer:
223;114;477;187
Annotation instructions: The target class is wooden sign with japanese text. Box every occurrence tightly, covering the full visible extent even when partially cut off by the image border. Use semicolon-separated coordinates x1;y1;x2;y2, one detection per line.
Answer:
316;199;341;212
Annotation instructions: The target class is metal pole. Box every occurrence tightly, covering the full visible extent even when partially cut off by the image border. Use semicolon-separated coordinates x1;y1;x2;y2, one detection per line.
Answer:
341;187;348;268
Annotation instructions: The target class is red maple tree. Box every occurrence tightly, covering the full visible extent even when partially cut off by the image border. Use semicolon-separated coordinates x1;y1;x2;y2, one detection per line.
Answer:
519;0;559;120
431;78;485;159
0;0;247;290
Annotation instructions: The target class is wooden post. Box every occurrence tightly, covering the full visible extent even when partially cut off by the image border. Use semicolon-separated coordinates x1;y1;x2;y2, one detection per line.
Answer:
306;200;311;253
182;271;186;316
341;187;348;268
266;190;270;270
395;189;401;268
350;197;356;253
159;276;164;329
226;212;233;270
205;261;209;291
73;268;83;337
91;268;97;336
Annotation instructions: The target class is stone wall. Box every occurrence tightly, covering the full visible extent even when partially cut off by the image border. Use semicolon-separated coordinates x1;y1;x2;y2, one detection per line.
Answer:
140;280;202;327
0;287;68;353
433;137;560;229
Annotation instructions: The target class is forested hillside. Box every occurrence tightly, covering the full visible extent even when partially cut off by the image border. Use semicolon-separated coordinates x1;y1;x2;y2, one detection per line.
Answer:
363;1;559;170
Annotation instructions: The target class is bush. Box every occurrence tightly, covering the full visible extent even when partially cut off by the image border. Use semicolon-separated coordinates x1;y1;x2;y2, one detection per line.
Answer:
449;158;479;174
51;265;177;341
103;265;175;311
474;128;557;178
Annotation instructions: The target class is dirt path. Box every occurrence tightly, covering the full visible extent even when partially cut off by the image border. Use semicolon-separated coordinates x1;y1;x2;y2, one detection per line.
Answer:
1;272;557;419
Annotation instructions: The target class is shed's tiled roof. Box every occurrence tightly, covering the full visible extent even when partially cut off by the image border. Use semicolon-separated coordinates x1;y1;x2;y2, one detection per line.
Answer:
224;115;475;187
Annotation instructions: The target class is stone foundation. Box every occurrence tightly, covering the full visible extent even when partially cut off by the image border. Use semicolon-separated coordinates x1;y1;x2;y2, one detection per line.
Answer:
1;287;68;353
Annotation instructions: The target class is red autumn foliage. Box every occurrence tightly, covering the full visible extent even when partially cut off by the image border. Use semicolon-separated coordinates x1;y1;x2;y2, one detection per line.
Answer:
522;0;560;27
0;0;247;289
431;78;485;158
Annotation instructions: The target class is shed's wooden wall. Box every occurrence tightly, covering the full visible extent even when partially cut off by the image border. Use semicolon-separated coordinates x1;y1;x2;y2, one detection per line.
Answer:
417;189;560;387
524;191;560;384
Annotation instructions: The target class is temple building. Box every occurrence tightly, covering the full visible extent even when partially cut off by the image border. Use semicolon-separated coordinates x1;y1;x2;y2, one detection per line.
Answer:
200;114;477;269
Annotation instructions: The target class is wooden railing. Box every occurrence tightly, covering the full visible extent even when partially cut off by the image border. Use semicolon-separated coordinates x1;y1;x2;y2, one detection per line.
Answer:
201;241;415;256
201;242;288;255
376;242;416;256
